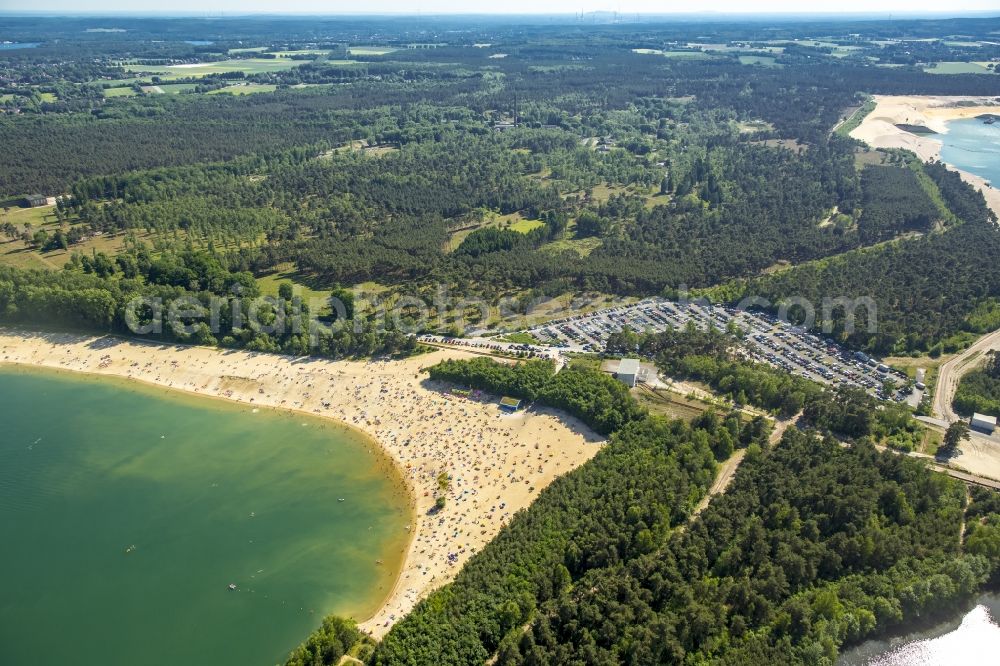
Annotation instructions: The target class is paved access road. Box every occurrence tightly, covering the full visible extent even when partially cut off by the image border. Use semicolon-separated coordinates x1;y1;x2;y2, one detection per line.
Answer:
932;326;1000;423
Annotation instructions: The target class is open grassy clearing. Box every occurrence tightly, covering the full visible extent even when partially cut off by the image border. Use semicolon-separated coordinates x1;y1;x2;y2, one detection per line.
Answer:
663;51;716;59
0;229;143;270
496;332;541;345
634;384;708;422
322;140;400;158
266;49;331;57
0;242;60;270
924;61;994;74
853;147;889;168
0;206;261;270
588;183;632;202
348;46;397;55
738;55;780;67
522;291;636;325
2;204;59;228
584;182;665;210
828;46;864;58
403;288;636;335
919;428;943;456
37;233;132;267
103;86;137;98
207;83;278;95
257;264;335;305
123;58;336;79
38;92;57;102
693;43;785;54
753;138;807;151
834;96;876;137
444;211;544;251
537;236;603;257
152;83;199;94
508;218;545;233
738;119;776;133
97;77;143;87
632;48;715;59
643;192;669;210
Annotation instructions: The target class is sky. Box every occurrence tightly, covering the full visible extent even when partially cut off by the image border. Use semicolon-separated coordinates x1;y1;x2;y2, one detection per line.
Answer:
2;1;998;16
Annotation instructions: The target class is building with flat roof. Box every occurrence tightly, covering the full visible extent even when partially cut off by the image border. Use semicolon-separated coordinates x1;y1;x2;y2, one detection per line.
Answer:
971;413;997;435
499;396;522;412
23;194;47;207
615;358;640;388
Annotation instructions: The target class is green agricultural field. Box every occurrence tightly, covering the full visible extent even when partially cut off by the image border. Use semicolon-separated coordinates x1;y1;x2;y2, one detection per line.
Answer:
924;61;993;74
153;83;199;94
663;51;714;59
207;83;278;95
37;92;57;102
103;86;137;98
348;46;397;55
124;58;331;80
266;49;330;57
739;55;780;67
829;46;863;58
97;77;144;87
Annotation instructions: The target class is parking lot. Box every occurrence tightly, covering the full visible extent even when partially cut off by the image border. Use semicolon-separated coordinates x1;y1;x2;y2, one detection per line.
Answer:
518;298;911;400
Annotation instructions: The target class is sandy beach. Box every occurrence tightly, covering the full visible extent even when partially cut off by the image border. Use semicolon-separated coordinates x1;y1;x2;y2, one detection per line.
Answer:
0;329;604;638
850;95;1000;217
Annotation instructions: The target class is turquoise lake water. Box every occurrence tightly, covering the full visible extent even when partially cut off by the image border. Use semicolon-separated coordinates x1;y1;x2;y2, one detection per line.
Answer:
939;117;1000;187
837;594;1000;665
0;367;410;666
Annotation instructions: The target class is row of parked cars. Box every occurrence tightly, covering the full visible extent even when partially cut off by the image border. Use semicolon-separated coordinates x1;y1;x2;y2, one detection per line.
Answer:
519;298;907;399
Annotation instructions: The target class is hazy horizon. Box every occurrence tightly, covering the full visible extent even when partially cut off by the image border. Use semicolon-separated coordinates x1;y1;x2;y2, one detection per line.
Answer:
1;2;998;18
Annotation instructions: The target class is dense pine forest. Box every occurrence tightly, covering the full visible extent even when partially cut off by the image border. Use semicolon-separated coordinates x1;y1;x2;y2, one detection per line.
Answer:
955;351;1000;417
2;21;999;357
2;13;1000;666
367;357;999;665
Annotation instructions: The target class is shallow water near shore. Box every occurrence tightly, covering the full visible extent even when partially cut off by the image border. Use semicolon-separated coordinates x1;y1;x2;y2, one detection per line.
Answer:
837;593;1000;665
0;366;410;666
939;117;1000;187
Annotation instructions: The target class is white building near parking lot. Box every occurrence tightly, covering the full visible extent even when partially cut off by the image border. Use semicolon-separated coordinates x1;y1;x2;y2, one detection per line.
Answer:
971;413;997;435
616;358;640;388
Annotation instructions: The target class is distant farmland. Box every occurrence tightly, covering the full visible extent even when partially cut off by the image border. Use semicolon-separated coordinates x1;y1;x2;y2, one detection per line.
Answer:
123;57;354;80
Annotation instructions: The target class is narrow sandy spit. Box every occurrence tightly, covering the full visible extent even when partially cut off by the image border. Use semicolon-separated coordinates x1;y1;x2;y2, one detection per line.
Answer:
850;95;1000;217
0;329;604;639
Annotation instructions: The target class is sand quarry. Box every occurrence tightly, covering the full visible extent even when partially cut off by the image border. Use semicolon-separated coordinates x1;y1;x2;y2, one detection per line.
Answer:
850;95;1000;217
0;330;604;638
